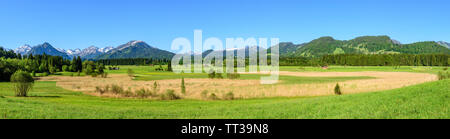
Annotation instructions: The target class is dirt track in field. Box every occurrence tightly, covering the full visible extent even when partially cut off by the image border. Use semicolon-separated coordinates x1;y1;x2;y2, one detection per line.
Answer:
38;71;437;99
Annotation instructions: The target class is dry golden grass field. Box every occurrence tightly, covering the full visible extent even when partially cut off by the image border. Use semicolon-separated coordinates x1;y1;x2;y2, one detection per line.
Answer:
38;71;437;99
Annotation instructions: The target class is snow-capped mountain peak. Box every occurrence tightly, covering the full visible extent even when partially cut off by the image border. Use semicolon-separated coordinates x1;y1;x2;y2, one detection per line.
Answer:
66;48;81;55
437;41;450;49
14;44;32;55
99;46;114;53
131;40;144;46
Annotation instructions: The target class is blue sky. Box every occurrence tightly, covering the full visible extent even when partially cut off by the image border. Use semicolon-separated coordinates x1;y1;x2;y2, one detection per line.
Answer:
0;0;448;51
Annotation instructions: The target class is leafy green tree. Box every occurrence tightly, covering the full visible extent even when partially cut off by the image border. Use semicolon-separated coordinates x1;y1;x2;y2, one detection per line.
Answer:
10;70;34;97
62;65;70;72
76;56;82;72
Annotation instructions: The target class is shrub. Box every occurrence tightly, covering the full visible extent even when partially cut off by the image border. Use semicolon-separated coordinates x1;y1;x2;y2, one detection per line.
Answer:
10;70;34;97
111;84;124;94
95;86;106;94
70;73;74;77
101;72;108;78
62;65;70;72
438;71;443;80
215;73;223;79
443;67;448;71
223;92;234;100
31;71;36;77
160;89;180;100
135;88;152;98
227;73;240;79
91;73;98;77
104;85;110;93
123;88;133;97
201;90;209;99
49;66;56;74
334;83;342;95
209;93;219;100
76;72;81;76
127;68;134;78
181;77;186;94
438;71;449;80
152;81;159;94
208;70;216;79
43;72;49;76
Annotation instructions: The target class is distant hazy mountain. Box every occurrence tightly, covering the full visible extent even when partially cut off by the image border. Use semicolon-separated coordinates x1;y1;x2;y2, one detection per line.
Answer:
14;44;32;55
437;41;450;49
94;40;174;59
27;42;71;59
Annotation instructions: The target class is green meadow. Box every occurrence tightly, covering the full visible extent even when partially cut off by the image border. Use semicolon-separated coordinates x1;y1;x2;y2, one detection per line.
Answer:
0;79;448;119
0;65;448;119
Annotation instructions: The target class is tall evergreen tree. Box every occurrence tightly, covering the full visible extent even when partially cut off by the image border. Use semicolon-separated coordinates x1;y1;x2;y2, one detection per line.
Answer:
76;56;82;72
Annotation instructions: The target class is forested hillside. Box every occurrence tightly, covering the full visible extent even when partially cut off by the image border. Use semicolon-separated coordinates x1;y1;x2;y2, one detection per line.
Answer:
276;36;450;57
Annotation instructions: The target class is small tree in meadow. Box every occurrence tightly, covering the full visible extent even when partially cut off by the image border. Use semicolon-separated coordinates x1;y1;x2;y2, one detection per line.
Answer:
334;83;342;95
10;71;34;97
152;81;159;94
181;77;186;94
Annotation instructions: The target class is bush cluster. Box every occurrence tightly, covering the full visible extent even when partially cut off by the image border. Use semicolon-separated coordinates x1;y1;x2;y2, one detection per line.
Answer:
160;89;180;100
208;70;224;79
200;90;235;100
438;71;450;80
226;73;241;79
95;82;180;100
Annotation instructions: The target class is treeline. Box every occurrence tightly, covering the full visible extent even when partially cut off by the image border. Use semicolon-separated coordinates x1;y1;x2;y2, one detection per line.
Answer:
0;54;70;81
96;58;171;65
319;54;449;66
278;54;449;66
0;47;20;59
174;54;449;67
0;54;106;81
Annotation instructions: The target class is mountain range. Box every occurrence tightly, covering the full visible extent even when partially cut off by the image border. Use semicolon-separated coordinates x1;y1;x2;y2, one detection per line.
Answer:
10;36;450;60
25;42;72;59
95;40;174;60
14;41;173;60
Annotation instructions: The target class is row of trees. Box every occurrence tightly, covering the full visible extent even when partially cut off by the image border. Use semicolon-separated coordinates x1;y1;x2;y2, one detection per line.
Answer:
277;54;449;66
0;47;19;59
0;54;106;81
0;54;72;81
96;58;171;65
169;54;449;67
319;54;449;66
